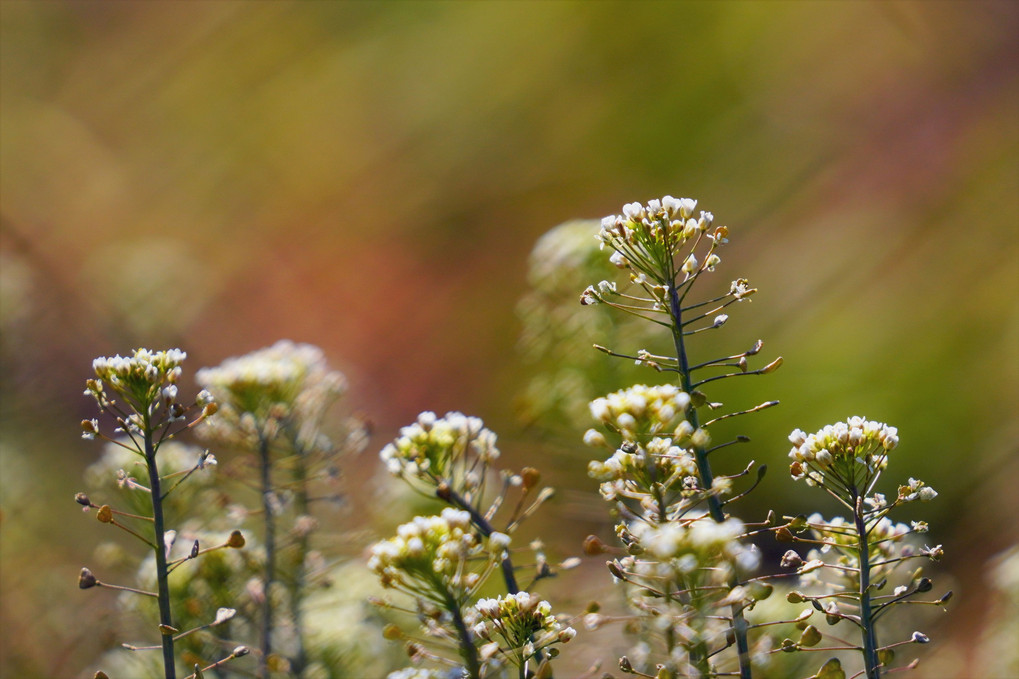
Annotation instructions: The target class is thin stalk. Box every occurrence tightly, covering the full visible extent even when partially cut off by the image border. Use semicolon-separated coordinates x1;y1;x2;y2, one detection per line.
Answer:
290;449;311;675
667;283;753;679
258;435;275;679
853;494;881;678
440;487;519;594
144;419;177;679
442;588;481;679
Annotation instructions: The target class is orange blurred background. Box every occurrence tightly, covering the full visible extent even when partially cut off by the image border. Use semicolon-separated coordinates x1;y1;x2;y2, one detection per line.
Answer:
2;2;1017;677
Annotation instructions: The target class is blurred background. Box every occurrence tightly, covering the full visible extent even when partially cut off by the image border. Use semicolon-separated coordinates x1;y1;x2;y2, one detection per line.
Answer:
1;1;1016;677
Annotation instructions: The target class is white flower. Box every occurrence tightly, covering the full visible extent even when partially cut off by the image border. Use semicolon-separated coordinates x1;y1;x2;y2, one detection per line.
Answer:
489;532;511;550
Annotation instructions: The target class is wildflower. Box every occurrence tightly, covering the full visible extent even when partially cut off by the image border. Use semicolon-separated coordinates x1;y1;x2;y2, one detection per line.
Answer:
588;385;690;441
628;515;755;572
596;196;727;287
387;669;446;679
379;411;499;482
583;428;607;447
898;477;938;503
367;508;483;603
89;348;187;412
730;278;756;300
81;419;99;440
788;417;898;489
471;592;575;666
196;340;346;447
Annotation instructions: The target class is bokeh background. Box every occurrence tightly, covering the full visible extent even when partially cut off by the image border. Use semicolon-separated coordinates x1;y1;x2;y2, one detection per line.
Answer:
2;1;1017;677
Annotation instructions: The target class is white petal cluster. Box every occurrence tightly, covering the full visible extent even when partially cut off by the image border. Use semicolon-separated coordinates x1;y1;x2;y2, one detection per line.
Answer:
93;348;186;384
588;384;690;441
472;592;576;662
898;477;939;503
631;515;757;572
89;348;187;407
196;340;346;446
596;196;728;285
367;508;480;596
788;417;898;481
380;411;499;479
599;197;708;249
587;437;698;501
386;669;445;679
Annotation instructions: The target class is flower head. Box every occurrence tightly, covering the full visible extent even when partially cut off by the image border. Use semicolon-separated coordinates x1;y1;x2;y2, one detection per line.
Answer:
89;348;187;412
788;417;898;490
196;340;346;447
596;196;727;286
471;592;575;666
588;384;690;441
367;508;484;603
380;411;499;483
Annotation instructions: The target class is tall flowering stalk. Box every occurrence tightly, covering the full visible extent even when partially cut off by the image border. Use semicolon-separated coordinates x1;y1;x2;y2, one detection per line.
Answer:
779;418;949;678
373;412;575;678
196;340;355;678
581;197;781;678
78;349;249;679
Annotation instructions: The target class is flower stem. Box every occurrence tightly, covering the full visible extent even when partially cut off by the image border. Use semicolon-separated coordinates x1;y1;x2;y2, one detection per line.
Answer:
289;449;311;675
145;421;177;679
440;486;519;594
668;283;753;679
258;435;275;679
853;495;881;678
443;589;481;679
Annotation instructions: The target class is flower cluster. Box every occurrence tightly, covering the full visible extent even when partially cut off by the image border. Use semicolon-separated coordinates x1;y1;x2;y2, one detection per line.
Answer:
386;669;446;679
92;348;186;394
587;384;691;442
472;592;576;667
629;515;758;572
780;419;947;676
85;349;200;426
196;340;346;447
379;411;499;484
788;417;898;488
78;349;245;679
368;508;489;603
587;437;699;502
608;514;763;677
597;197;727;281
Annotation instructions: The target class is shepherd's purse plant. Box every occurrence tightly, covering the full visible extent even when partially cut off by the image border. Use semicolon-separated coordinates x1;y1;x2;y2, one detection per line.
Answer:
73;193;949;679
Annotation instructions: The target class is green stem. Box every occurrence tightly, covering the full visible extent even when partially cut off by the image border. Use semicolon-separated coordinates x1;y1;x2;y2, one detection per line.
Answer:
443;589;481;679
668;283;753;679
439;486;554;672
853;494;881;678
440;487;519;594
258;435;275;679
144;419;177;679
290;450;310;675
